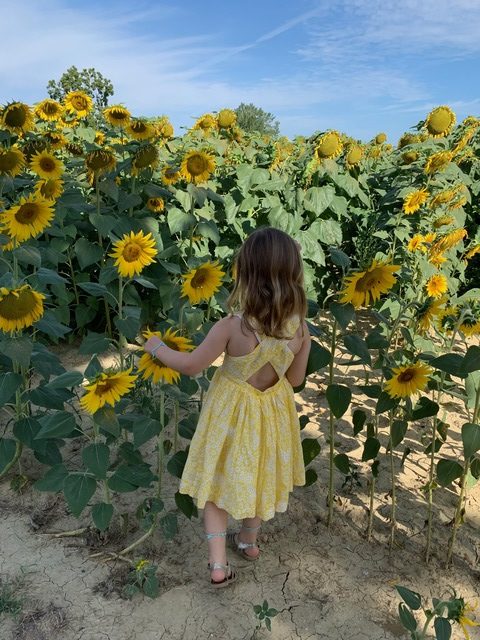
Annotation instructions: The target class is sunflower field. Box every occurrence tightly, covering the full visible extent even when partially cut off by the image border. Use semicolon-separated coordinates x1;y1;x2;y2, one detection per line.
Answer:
0;95;480;567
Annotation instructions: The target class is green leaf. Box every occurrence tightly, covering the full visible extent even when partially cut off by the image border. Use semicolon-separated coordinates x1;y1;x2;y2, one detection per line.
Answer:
461;423;480;459
391;420;408;448
334;453;350;474
312;218;342;245
303;185;335;214
470;458;480;479
362;437;381;462
357;384;382;399
75;238;104;269
63;474;97;517
167;207;195;234
343;334;371;366
82;443;110;479
13;417;41;448
114;315;140;341
305;467;318;486
14;245;41;267
79;331;110;355
108;464;156;491
35;411;77;439
160;512;178;540
460;345;480;375
306;341;331;374
133;419;161;448
35;267;67;285
430;353;466;378
0;372;22;406
0;336;33;368
0;438;17;474
265;618;272;632
34;464;68;492
133;276;157;289
89;213;117;236
35;312;71;338
375;392;399;415
301;438;321;465
46;371;84;389
91;502;114;531
398;604;418;632
436;459;463;487
299;415;309;431
178;414;199;439
410;396;439;421
353;409;367;435
326;384;351;419
395;585;422;610
328;247;351;270
174;492;198;520
29;385;70;410
365;327;389;350
434;617;451;640
166;450;188;478
329;302;355;330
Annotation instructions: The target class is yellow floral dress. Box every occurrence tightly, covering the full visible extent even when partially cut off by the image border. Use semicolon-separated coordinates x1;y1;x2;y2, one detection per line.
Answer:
178;315;306;521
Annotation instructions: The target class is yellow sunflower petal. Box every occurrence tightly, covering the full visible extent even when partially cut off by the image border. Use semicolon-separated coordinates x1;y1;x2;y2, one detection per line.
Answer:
181;261;225;304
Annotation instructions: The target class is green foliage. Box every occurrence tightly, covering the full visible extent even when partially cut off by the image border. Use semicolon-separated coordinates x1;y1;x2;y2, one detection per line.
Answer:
235;102;280;137
46;65;114;119
252;599;278;633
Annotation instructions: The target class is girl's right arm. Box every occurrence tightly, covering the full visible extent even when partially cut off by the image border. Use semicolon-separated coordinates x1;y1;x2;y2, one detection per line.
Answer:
285;321;311;388
143;317;232;376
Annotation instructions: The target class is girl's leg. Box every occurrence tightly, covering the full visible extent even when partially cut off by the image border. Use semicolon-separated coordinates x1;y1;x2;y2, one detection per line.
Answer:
204;501;229;581
239;515;262;558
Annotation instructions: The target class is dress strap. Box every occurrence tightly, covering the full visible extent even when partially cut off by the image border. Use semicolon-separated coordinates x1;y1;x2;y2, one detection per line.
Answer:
234;312;262;344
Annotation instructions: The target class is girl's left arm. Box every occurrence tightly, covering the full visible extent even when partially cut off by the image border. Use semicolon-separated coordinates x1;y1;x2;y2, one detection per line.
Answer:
143;317;232;377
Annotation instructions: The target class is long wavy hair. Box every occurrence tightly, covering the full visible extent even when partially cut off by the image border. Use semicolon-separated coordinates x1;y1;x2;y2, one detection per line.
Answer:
227;227;307;338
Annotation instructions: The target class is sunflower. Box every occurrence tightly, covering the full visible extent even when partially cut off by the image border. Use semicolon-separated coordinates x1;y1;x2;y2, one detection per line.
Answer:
423;232;437;244
137;328;194;385
127;119;156;140
315;131;343;160
80;367;137;414
384;362;433;398
131;144;160;175
429;252;447;268
432;228;467;254
425;106;456;137
64;91;93;117
193;113;217;132
109;230;158;277
454;600;480;640
430;189;458;208
338;260;400;308
424;151;453;175
402;151;418;164
34;99;63;122
85;149;116;176
155;117;174;138
345;145;363;168
43;131;67;150
416;296;446;333
437;306;459;334
21;139;48;162
407;235;427;253
30;150;64;180
1;102;34;134
161;165;181;185
146;197;164;213
433;215;454;228
452;128;475;155
35;178;64;201
0;147;25;177
0;284;45;333
398;133;419;148
464;244;480;260
217;109;237;129
425;274;448;298
94;131;106;145
65;142;84;156
182;261;225;304
0;195;54;242
103;105;131;128
449;195;467;210
402;189;429;215
459;316;480;337
181;150;215;184
375;132;387;144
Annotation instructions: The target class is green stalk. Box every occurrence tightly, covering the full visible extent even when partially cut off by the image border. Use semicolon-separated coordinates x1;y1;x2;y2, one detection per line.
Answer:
173;399;179;453
96;175;113;338
128;175;136;217
388;411;396;548
117;275;127;369
327;320;337;528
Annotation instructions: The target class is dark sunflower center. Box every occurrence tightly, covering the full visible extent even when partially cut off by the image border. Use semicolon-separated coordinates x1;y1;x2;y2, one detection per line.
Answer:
72;96;88;110
86;151;113;170
39;181;56;198
94;379;115;394
0;290;36;319
5;105;27;127
15;204;39;224
164;339;180;352
398;369;415;383
132;121;147;132
134;146;158;168
40;157;56;172
44;102;60;116
111;110;128;121
122;242;141;262
186;155;208;176
0;152;20;172
191;269;207;288
356;271;382;292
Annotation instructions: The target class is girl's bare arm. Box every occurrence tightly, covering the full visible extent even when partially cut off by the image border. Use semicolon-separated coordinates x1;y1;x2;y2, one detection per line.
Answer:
143;317;232;377
285;322;311;388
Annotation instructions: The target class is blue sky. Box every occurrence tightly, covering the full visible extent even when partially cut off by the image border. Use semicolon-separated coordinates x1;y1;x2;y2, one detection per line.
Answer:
2;0;480;143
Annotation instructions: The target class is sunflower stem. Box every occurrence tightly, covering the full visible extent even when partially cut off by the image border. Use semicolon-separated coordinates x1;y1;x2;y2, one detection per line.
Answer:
173;399;179;453
117;275;126;369
95;176;113;338
327;320;337;528
128;176;136;217
388;411;397;549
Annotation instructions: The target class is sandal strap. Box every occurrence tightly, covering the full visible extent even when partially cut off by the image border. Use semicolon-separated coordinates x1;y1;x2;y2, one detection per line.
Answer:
205;531;227;540
237;541;258;550
208;561;229;570
241;524;261;531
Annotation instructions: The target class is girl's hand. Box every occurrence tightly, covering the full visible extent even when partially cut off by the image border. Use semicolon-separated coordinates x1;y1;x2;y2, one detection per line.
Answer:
144;335;165;356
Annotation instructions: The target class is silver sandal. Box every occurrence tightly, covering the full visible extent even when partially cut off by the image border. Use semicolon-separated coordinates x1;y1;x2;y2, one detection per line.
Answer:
206;531;237;588
226;523;261;562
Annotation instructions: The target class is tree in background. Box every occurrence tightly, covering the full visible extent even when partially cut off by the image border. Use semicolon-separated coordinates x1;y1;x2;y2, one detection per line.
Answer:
47;66;114;116
235;103;280;137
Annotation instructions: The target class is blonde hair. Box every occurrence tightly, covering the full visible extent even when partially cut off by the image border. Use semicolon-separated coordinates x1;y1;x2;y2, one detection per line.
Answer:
227;227;307;338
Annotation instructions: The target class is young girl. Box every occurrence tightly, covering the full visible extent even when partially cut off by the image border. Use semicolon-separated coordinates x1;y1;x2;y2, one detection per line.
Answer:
144;227;311;588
